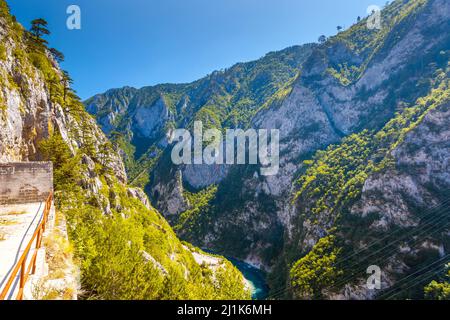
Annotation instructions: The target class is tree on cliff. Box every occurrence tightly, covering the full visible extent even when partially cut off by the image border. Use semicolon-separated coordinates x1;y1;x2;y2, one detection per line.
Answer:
50;48;65;63
61;70;73;103
318;35;327;44
30;18;50;44
290;235;343;299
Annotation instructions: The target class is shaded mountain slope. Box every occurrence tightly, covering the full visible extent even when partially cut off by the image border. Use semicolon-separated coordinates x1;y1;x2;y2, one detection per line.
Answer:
87;0;450;299
0;0;250;300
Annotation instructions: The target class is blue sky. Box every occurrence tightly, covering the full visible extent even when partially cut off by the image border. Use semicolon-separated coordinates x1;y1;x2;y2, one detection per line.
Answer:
8;0;386;99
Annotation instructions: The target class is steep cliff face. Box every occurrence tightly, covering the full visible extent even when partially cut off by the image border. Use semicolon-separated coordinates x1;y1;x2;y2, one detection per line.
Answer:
288;74;449;300
86;0;449;299
166;0;450;272
338;97;450;299
0;2;126;211
85;44;317;191
0;1;249;300
285;0;450;299
354;99;450;232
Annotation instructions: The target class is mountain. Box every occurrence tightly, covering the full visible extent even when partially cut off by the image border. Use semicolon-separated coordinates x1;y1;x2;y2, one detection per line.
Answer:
86;0;450;300
0;0;250;300
85;44;316;185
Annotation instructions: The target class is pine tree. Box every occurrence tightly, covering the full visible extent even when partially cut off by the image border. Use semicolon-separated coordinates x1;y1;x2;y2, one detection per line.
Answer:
30;18;50;44
318;35;327;44
50;48;65;63
61;70;73;103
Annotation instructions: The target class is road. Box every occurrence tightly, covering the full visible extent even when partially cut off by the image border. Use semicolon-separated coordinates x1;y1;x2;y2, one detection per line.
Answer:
0;202;44;299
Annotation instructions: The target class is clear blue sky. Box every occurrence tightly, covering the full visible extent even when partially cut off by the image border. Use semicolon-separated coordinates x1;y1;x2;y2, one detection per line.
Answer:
8;0;386;99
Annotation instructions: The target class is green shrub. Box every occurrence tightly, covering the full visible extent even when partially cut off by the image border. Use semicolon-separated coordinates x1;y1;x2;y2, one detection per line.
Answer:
38;133;80;191
0;43;6;61
425;264;450;300
290;235;342;299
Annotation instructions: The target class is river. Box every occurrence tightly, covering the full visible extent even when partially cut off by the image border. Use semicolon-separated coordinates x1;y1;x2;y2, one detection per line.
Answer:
226;257;269;300
203;249;270;299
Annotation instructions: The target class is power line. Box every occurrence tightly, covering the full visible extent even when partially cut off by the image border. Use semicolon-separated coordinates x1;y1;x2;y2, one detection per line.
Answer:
330;206;450;291
378;253;450;300
335;198;450;266
267;197;450;297
268;220;449;300
266;199;450;300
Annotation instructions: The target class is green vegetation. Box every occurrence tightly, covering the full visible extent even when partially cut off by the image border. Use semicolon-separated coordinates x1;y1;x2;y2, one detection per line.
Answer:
290;235;342;299
294;72;450;221
327;63;361;86
59;177;248;299
175;185;218;234
33;211;77;300
425;264;450;300
290;69;450;298
39;133;80;191
82;0;449;300
37;111;249;300
0;0;250;300
0;42;6;60
30;18;50;44
3;0;445;301
325;0;429;85
0;91;5;114
84;45;317;273
86;44;316;190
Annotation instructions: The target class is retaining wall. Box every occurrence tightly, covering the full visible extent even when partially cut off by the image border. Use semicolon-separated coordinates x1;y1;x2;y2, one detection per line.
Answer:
0;162;53;205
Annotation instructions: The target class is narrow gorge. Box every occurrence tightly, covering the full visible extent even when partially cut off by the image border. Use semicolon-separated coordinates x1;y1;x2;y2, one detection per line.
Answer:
86;0;450;300
1;0;449;301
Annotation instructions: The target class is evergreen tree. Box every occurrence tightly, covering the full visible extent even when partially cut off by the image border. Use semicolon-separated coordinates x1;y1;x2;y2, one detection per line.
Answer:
50;48;65;63
318;35;327;44
61;70;73;103
290;235;342;299
30;18;50;44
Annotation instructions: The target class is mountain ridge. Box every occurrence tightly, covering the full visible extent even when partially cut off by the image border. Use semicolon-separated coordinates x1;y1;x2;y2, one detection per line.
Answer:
0;0;250;300
87;0;450;299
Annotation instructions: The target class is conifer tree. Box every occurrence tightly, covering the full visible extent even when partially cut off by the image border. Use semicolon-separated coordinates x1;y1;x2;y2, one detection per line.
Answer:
30;18;50;44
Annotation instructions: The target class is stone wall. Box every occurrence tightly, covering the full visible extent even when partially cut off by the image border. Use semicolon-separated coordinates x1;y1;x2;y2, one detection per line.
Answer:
0;162;53;205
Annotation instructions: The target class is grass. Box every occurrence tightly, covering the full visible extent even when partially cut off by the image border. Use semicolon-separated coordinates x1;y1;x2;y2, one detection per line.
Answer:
44;230;74;276
0;42;7;61
0;218;18;226
5;210;27;216
29;210;78;300
34;285;75;300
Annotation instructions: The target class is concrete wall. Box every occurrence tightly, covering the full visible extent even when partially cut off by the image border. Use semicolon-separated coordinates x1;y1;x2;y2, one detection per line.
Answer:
0;162;53;205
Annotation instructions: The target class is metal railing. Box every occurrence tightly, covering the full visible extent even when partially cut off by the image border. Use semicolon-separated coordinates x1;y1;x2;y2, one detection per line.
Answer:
0;193;53;300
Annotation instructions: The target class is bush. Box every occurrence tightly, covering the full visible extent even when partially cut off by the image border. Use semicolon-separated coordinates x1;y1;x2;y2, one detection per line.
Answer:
38;133;80;191
290;235;342;299
0;43;6;61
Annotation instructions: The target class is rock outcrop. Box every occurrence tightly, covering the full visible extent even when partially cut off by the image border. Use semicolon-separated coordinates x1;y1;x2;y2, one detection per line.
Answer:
0;0;250;300
86;0;450;299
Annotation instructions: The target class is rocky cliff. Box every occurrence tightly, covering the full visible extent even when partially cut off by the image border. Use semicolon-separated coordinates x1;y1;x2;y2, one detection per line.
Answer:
87;0;449;299
0;0;250;300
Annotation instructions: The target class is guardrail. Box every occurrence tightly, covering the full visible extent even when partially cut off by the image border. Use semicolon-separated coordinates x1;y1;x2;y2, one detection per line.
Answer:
0;193;53;300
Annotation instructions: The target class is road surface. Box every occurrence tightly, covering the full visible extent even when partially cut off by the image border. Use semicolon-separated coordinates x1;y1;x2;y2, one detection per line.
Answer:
0;202;44;299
